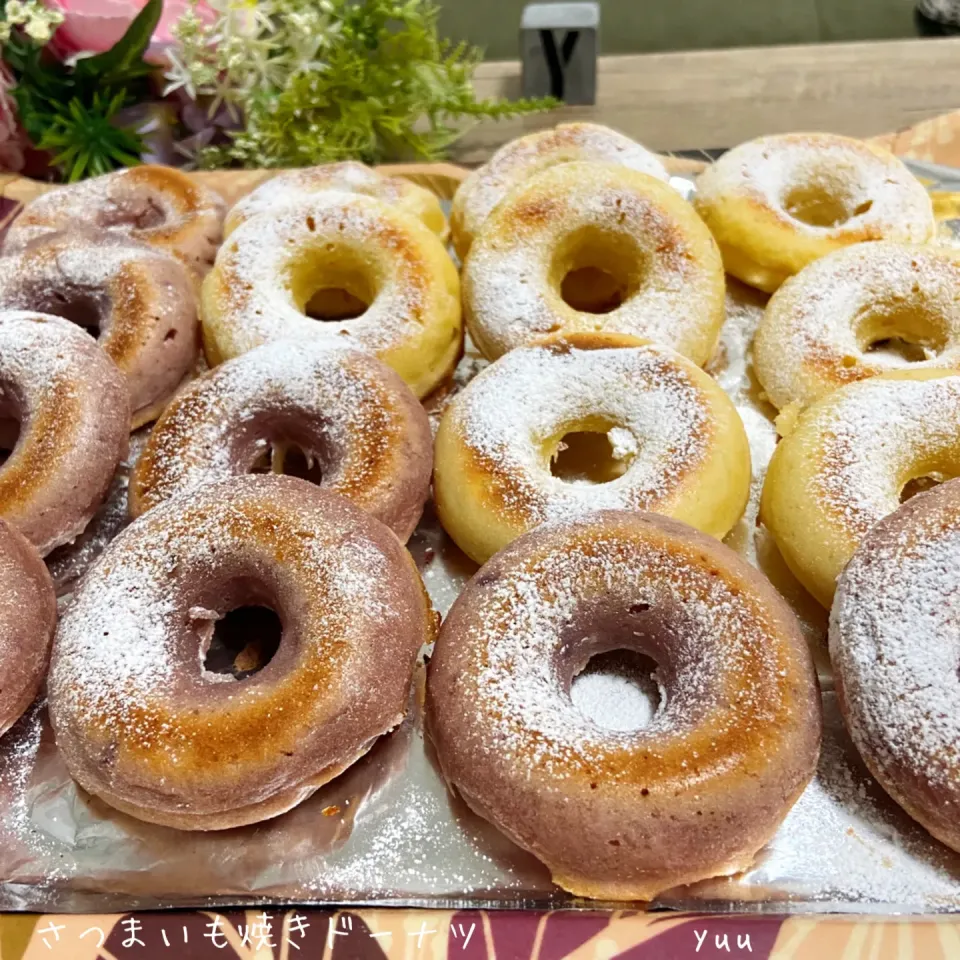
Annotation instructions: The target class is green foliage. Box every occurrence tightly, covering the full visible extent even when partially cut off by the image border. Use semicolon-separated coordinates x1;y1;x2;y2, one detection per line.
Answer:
2;0;160;180
37;91;144;180
167;0;556;169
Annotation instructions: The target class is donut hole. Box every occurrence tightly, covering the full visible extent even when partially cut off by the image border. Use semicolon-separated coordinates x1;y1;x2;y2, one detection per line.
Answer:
37;288;104;334
303;287;369;321
248;446;272;475
900;471;952;503
571;650;662;732
247;435;326;486
855;303;948;365
274;444;324;485
290;247;374;322
781;181;866;228
550;420;637;484
554;227;643;315
561;268;628;314
202;605;282;681
864;338;932;364
0;415;19;467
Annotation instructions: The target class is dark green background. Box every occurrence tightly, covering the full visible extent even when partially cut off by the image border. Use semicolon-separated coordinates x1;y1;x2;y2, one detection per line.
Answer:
440;0;921;60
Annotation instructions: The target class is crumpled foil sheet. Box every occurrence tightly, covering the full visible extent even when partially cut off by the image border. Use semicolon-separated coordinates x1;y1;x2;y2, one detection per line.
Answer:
3;167;960;914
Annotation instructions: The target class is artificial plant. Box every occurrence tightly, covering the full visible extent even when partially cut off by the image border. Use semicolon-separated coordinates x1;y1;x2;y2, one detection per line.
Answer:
165;0;555;169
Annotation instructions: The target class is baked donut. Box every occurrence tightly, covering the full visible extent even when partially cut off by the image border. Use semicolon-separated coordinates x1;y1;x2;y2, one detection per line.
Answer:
462;162;725;367
130;341;432;541
435;332;750;564
49;475;434;830
5;166;225;272
0;230;199;427
694;134;935;293
451;123;669;259
754;242;960;412
224;162;447;240
761;369;960;608
0;311;129;555
201;194;462;398
427;510;821;901
830;479;960;853
0;517;56;736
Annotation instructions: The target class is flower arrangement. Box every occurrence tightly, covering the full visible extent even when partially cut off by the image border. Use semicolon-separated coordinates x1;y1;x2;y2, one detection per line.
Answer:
0;0;554;180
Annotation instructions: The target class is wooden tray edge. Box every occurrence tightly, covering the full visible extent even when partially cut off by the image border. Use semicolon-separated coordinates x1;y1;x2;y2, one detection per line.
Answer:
0;162;473;209
0;156;710;212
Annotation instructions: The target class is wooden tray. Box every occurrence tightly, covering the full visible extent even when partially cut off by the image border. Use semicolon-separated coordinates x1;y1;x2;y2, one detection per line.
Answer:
0;156;716;215
0;162;472;210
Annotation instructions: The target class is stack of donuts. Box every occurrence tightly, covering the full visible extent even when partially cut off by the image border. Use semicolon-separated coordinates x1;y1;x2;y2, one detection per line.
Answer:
0;120;954;902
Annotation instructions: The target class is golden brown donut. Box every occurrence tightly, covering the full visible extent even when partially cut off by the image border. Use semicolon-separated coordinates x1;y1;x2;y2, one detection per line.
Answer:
5;166;225;272
0;517;56;736
49;475;434;830
451;122;669;259
0;311;129;555
434;332;751;563
760;369;960;607
694;133;935;293
427;511;822;901
830;479;960;853
130;341;433;542
462;162;725;367
0;230;199;427
753;242;960;412
201;193;462;398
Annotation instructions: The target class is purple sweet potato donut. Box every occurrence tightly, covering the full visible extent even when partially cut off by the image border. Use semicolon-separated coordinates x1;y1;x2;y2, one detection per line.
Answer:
0;230;199;427
0;517;56;735
0;311;129;555
129;340;433;541
50;475;435;830
427;510;822;901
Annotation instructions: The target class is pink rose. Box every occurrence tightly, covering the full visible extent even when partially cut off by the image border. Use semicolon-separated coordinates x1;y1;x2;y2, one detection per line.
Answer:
44;0;214;63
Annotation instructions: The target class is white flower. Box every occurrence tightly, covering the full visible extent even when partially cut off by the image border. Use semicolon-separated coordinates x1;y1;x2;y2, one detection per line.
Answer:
23;17;51;41
4;1;25;25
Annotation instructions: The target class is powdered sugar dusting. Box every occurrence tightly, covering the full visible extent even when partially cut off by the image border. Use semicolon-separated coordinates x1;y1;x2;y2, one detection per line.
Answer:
831;507;960;790
0;235;181;357
696;134;934;240
226;162;423;234
0;230;158;292
570;667;661;732
458;122;668;246
208;192;441;356
304;714;530;899
465;527;784;776
56;562;176;743
756;242;960;409
6;166;223;253
137;340;394;507
448;340;713;524
812;375;960;535
464;163;722;360
0;311;92;416
0;700;71;886
50;480;391;756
